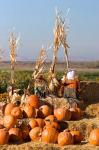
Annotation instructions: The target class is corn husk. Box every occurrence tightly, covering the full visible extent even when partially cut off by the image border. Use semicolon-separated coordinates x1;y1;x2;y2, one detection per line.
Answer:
49;80;55;92
11;93;21;104
61;75;67;84
32;48;46;80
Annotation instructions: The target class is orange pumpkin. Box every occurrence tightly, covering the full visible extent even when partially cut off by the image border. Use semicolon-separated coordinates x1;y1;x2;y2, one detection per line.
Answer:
3;115;16;129
38;105;52;118
70;107;82;120
11;107;22;119
54;108;71;121
27;95;39;108
45;115;56;123
45;120;60;130
58;131;74;146
49;121;60;130
36;118;45;128
89;128;99;145
29;119;38;129
9;127;23;143
23;104;36;118
70;130;83;143
41;126;58;143
0;128;9;145
4;103;15;115
29;127;42;142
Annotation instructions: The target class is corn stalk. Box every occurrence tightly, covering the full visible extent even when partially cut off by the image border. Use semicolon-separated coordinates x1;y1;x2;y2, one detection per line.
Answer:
27;47;46;91
50;10;69;74
32;47;46;79
9;31;20;85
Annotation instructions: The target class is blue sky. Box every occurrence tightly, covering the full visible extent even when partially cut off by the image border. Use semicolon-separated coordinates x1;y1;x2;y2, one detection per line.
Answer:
0;0;99;61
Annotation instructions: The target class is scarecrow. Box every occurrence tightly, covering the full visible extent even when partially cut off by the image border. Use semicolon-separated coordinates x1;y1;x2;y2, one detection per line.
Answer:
62;69;82;107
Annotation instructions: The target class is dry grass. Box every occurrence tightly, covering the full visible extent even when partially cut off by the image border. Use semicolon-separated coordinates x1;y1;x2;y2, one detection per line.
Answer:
0;139;99;150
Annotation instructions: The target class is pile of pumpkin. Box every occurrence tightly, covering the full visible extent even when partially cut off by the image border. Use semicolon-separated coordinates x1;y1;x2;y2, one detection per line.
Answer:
0;94;99;146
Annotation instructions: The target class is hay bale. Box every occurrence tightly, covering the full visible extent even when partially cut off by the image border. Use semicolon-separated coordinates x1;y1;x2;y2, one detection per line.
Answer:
40;96;69;109
80;82;99;104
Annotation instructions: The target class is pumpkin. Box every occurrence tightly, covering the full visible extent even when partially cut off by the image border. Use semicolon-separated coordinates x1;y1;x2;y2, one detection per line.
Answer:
45;115;56;123
45;119;60;130
4;103;15;115
54;108;71;121
70;107;82;120
27;95;39;108
23;104;36;118
0;128;9;145
70;130;83;143
89;128;99;145
3;115;16;129
36;118;45;128
9;128;23;143
29;127;42;142
29;119;38;129
49;121;60;130
58;131;74;146
11;107;22;119
45;122;60;130
41;126;58;143
37;105;52;118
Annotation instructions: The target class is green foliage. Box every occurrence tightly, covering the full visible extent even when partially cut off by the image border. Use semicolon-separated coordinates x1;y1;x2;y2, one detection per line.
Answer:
77;72;99;81
0;70;99;93
0;70;10;93
14;71;32;89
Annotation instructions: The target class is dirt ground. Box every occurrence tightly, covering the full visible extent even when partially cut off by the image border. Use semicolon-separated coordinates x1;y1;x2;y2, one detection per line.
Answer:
0;82;99;149
0;61;99;71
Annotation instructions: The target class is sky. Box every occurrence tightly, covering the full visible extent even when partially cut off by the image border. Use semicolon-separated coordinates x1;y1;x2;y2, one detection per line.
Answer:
0;0;99;61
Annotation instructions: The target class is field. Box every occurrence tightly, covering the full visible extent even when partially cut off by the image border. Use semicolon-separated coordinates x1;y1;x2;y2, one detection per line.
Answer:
0;61;99;150
0;61;99;93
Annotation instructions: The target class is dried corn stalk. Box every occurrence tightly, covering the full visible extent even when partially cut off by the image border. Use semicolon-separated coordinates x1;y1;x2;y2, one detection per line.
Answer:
50;10;69;74
32;47;46;80
48;74;59;93
27;46;46;90
9;31;20;85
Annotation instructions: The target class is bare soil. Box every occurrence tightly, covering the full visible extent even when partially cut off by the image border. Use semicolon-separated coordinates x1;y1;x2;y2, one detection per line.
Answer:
0;61;99;71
